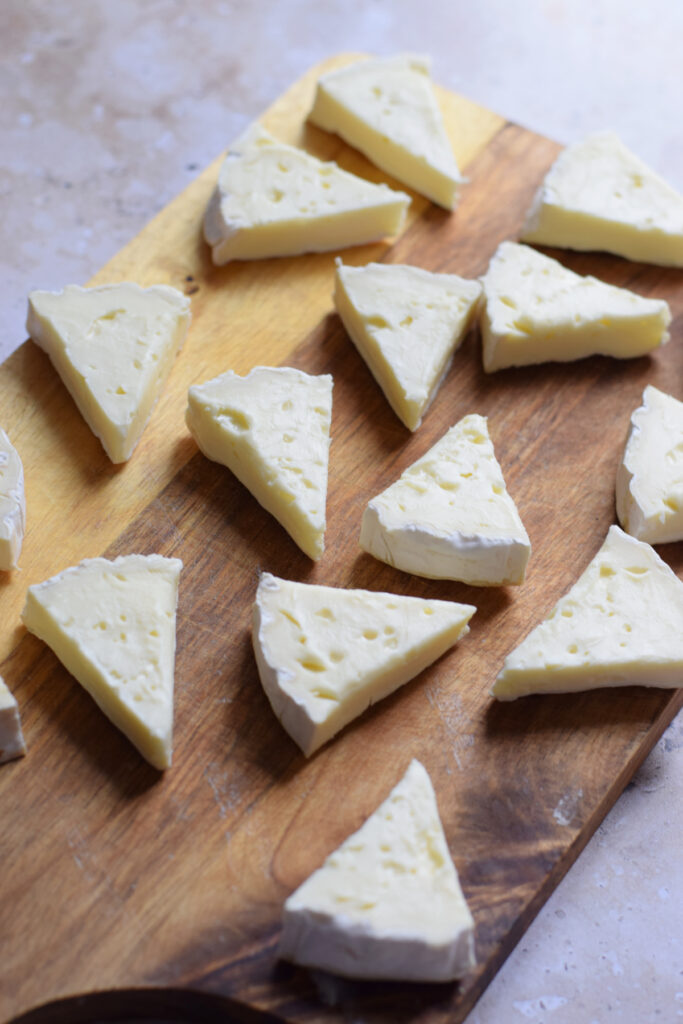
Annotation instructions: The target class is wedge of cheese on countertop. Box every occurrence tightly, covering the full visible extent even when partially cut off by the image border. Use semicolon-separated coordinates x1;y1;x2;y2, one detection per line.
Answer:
492;526;683;700
186;367;332;561
203;122;410;264
252;572;475;756
480;241;670;372
521;131;683;266
334;260;482;430
0;428;25;571
0;677;26;764
280;759;476;981
361;414;530;585
22;554;182;769
308;54;464;210
616;385;683;544
26;283;191;463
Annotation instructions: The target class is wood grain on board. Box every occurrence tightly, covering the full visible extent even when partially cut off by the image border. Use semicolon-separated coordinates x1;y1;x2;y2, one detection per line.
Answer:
1;55;682;1024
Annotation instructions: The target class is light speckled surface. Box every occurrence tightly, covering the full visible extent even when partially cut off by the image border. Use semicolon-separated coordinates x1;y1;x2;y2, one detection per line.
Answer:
2;2;682;1021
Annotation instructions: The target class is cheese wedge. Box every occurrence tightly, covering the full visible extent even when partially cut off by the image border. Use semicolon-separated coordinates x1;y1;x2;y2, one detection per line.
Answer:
27;283;191;463
308;54;464;209
480;241;671;372
0;428;25;571
252;572;475;755
617;385;683;544
280;759;476;981
22;554;182;769
334;261;482;430
492;526;683;700
521;131;683;266
361;414;530;585
186;367;332;561
0;677;26;764
203;122;410;264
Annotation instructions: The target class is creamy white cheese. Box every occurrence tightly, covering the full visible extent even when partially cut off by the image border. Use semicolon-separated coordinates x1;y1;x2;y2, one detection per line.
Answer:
0;677;26;764
280;759;476;981
0;428;25;571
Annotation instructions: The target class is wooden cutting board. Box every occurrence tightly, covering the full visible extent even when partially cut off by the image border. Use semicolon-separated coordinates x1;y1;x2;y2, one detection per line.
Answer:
1;55;681;1024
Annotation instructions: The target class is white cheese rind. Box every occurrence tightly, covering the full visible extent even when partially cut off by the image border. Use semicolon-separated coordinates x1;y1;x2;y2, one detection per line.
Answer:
186;367;332;560
308;54;464;210
0;428;26;571
252;573;475;755
21;554;182;769
492;526;683;700
361;414;530;585
280;759;476;981
0;677;27;764
26;283;191;462
616;386;683;544
203;122;410;264
334;261;482;430
480;241;671;372
521;131;683;266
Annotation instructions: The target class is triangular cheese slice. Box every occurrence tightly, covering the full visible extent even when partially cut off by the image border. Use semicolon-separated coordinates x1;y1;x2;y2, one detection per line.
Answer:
252;572;475;755
26;283;191;463
280;759;476;981
186;367;332;560
203;122;410;264
22;554;182;769
480;242;671;372
334;261;482;430
0;428;25;570
521;131;683;266
308;54;464;209
361;414;530;585
0;677;26;764
617;385;683;544
492;526;683;700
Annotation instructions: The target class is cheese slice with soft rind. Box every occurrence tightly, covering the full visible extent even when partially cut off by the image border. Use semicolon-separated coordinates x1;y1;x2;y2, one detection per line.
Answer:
521;131;683;266
335;261;482;430
186;367;332;560
203;122;410;264
492;526;683;700
27;283;191;463
252;572;475;755
0;677;26;764
22;554;182;769
308;54;464;209
480;241;670;372
0;428;25;571
280;759;475;981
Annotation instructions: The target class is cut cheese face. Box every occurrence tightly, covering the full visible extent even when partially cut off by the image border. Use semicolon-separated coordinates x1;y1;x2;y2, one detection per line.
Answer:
186;367;332;561
492;526;683;700
203;122;410;264
480;241;671;372
308;54;464;210
280;759;476;981
0;428;25;571
27;283;191;463
334;260;482;430
361;414;530;585
617;385;683;544
22;554;182;769
521;131;683;266
0;677;26;764
252;573;475;756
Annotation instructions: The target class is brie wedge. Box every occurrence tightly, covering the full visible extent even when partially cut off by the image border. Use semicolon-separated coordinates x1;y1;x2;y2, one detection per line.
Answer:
616;385;683;544
521;131;683;266
22;554;182;769
186;367;332;561
280;759;476;981
27;283;191;463
0;677;26;764
492;526;683;700
203;122;410;264
361;414;530;585
308;54;464;209
480;242;671;372
334;261;482;430
0;428;25;570
252;572;475;755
